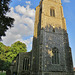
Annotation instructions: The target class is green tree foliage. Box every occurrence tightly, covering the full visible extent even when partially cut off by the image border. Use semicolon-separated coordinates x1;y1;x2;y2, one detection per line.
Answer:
6;41;27;61
0;59;11;71
0;41;27;71
11;41;27;53
0;0;14;40
0;42;6;60
0;59;5;70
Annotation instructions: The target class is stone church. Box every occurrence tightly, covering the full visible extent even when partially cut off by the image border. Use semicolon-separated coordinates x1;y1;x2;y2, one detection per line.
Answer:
10;0;74;75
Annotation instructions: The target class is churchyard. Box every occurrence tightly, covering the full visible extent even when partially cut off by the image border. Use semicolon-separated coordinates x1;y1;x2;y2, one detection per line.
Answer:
0;71;6;75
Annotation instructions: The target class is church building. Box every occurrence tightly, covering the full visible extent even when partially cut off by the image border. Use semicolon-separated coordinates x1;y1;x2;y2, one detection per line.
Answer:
9;0;74;75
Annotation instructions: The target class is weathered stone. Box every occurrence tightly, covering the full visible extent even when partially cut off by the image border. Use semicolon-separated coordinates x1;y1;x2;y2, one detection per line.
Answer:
9;0;74;75
32;0;74;75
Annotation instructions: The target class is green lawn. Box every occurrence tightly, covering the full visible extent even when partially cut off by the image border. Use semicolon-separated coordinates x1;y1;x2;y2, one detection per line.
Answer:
0;72;6;75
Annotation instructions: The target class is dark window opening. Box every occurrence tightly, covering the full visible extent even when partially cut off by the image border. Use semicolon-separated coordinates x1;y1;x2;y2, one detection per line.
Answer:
50;9;52;16
52;47;59;64
23;58;30;71
50;9;55;17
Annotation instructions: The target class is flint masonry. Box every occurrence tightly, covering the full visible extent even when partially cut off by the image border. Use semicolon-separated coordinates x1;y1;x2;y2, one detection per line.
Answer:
10;0;74;75
32;0;74;75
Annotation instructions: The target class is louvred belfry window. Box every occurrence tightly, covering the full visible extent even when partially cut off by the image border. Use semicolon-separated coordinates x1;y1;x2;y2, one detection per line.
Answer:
50;9;55;17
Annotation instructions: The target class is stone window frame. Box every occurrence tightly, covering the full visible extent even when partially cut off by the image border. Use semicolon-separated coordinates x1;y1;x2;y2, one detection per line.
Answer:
23;57;30;71
51;47;59;64
50;8;55;17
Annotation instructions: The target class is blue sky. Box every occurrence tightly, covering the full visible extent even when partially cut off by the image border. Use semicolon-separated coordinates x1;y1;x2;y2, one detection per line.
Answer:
1;0;75;67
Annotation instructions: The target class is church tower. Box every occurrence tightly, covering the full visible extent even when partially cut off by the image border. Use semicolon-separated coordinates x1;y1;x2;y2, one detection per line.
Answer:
32;0;74;75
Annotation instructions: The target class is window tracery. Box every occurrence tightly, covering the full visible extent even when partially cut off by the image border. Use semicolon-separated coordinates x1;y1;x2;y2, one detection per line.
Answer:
52;47;59;64
23;58;30;71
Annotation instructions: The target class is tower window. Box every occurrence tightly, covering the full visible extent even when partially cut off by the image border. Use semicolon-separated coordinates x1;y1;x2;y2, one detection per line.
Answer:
52;47;59;64
50;9;55;17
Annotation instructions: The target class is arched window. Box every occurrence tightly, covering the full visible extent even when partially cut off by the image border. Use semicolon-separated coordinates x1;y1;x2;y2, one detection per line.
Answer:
50;8;55;17
23;58;30;71
52;47;59;64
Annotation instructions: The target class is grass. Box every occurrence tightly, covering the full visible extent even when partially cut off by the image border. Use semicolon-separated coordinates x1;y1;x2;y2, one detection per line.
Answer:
0;72;6;75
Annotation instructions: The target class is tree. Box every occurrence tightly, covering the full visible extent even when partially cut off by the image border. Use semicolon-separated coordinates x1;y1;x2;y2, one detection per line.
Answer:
5;41;27;62
0;41;27;71
0;0;14;40
0;42;8;71
0;42;6;60
0;59;5;71
10;41;27;58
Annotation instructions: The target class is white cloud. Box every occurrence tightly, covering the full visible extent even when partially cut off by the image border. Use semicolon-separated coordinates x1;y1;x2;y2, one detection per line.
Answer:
24;37;33;47
15;5;35;18
25;1;31;4
15;37;33;47
1;5;35;51
63;0;70;2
